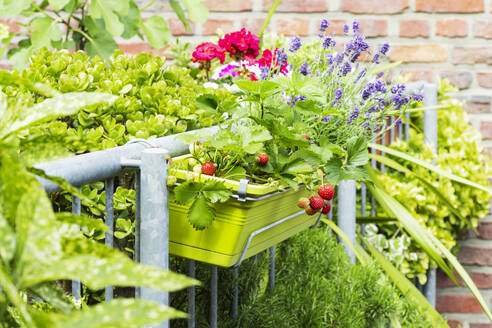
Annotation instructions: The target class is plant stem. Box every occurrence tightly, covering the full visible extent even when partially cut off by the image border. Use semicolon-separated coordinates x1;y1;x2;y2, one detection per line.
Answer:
259;0;280;47
140;0;156;12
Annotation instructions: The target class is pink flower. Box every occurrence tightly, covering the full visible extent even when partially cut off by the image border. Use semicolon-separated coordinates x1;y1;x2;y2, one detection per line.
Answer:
191;42;225;64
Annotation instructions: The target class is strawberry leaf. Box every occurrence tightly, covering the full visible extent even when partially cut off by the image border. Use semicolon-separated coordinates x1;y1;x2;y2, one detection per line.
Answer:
188;195;215;230
201;181;232;203
174;181;201;205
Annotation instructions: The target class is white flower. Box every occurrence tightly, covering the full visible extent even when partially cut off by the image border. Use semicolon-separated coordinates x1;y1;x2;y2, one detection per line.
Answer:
203;82;219;89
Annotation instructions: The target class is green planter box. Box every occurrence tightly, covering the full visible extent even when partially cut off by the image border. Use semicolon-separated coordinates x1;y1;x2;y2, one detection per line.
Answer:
169;164;316;267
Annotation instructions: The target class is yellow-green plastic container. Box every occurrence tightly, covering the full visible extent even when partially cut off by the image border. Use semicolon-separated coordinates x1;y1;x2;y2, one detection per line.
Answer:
168;160;316;267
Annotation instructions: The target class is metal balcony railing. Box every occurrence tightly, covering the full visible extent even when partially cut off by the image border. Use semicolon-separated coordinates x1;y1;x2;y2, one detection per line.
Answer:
1;82;438;327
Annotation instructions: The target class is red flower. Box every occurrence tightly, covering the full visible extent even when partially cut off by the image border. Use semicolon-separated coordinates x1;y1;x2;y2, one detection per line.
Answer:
218;28;260;60
256;48;288;75
191;42;225;64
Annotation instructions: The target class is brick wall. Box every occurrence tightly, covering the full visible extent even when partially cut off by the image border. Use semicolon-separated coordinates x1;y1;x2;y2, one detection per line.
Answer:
144;0;491;326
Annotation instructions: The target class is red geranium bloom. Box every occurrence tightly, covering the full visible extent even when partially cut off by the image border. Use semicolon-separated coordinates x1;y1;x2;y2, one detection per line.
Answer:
191;42;225;64
218;28;260;60
256;48;288;75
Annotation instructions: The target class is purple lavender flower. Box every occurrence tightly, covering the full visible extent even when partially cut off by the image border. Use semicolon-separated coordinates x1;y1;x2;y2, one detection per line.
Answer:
322;116;332;122
322;37;333;49
395;118;402;126
287;94;307;107
362;83;375;100
412;93;424;102
289;36;302;52
355;68;367;83
276;48;288;67
260;66;270;80
334;87;343;100
361;121;370;128
344;24;349;34
299;62;310;76
392;94;410;109
347;106;360;124
379;43;390;55
353;20;360;33
391;84;406;94
320;19;330;32
376;72;384;78
341;62;352;75
334;53;344;63
371;53;380;64
374;80;386;93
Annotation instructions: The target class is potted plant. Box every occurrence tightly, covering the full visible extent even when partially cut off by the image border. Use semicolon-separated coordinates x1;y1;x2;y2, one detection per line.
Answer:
165;23;419;267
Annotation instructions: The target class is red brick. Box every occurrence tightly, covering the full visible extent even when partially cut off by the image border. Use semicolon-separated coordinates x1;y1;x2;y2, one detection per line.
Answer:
459;244;492;264
202;19;235;36
436;294;484;313
263;0;327;12
474;21;492;39
241;18;266;35
390;44;447;62
341;0;408;14
448;319;464;328
358;19;388;38
276;18;310;36
464;96;491;114
479;220;492;239
118;43;167;56
437;268;492;288
400;68;434;82
477;72;492;88
0;18;21;33
399;20;430;38
439;70;473;89
470;324;492;328
204;0;252;11
416;0;484;13
485;147;492;160
168;18;195;36
318;19;347;36
452;46;492;65
436;19;468;37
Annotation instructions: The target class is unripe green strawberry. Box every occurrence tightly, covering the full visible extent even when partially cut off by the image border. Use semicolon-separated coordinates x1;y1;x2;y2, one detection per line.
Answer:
305;206;318;216
297;197;309;209
309;195;324;210
167;175;177;186
256;153;269;165
201;161;215;176
318;184;335;200
193;164;202;174
321;201;331;214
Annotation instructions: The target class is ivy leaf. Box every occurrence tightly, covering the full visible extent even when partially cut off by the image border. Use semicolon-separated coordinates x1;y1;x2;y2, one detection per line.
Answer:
118;1;142;39
141;15;171;49
188;194;215;230
174;181;201;205
346;136;369;167
89;0;127;37
181;0;209;23
169;0;191;31
30;17;63;50
48;0;71;11
202;180;232;203
45;298;186;328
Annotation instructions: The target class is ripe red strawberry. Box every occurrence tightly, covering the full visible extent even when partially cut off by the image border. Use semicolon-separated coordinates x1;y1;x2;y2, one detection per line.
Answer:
302;134;309;140
309;195;324;210
305;206;318;216
321;201;331;214
201;161;215;176
297;197;309;209
256;153;269;165
318;184;335;200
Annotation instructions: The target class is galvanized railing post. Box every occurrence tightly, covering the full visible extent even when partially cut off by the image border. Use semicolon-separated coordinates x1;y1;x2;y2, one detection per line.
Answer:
105;178;115;302
72;192;81;301
337;180;357;264
139;148;170;328
423;83;438;307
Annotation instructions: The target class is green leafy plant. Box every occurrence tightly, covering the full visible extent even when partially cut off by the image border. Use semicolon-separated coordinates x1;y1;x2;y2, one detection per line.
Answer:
1;0;209;68
0;83;197;326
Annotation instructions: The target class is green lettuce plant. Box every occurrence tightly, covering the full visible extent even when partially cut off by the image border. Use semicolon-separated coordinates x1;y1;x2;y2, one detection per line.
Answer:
0;80;197;327
1;0;209;68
